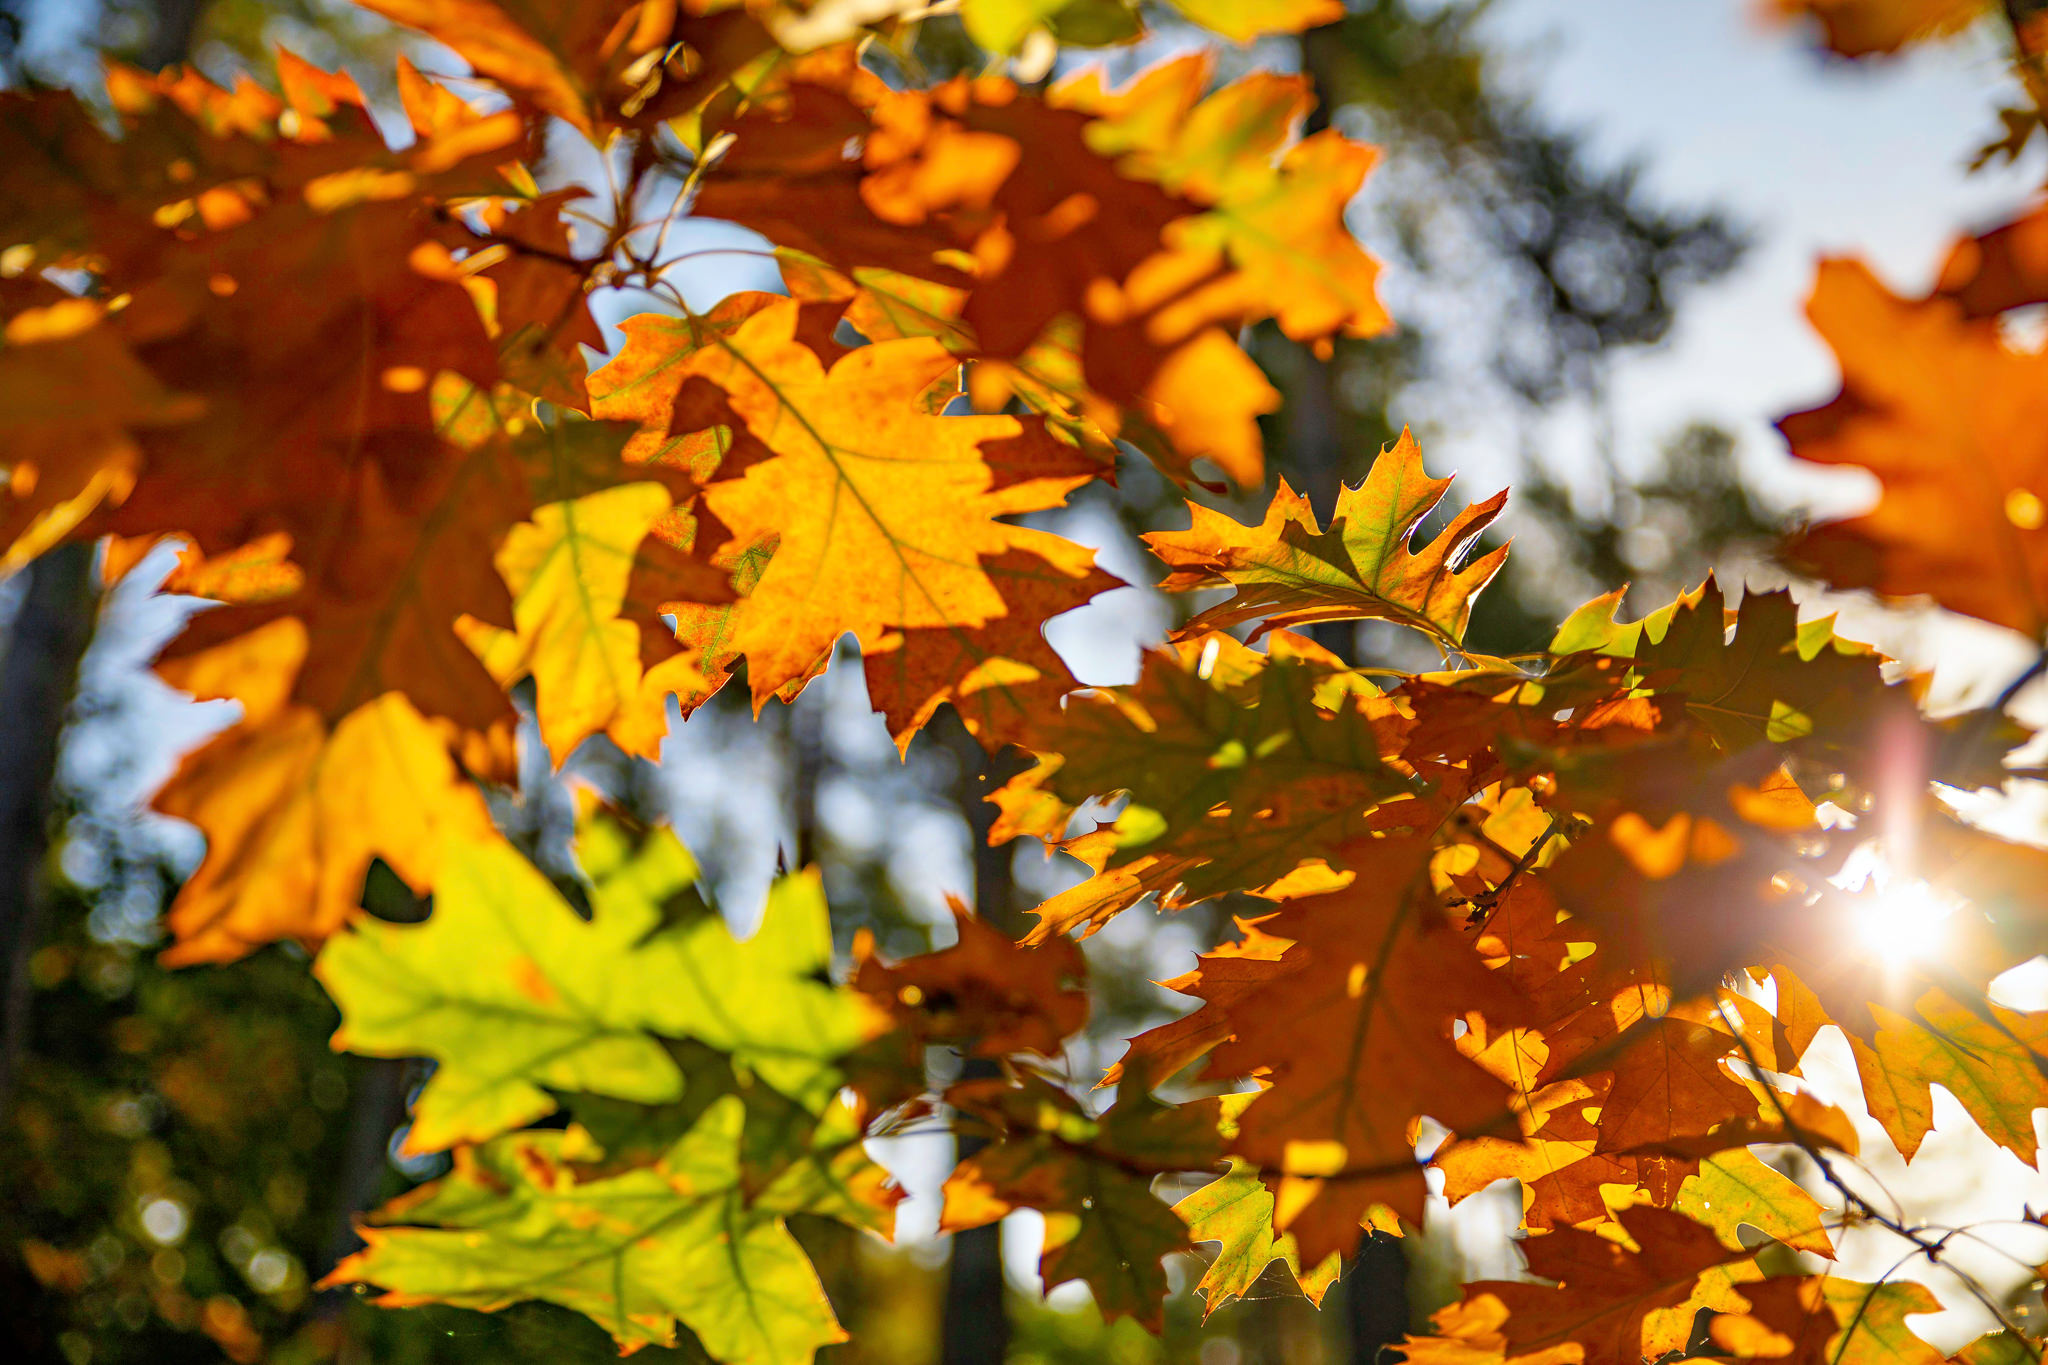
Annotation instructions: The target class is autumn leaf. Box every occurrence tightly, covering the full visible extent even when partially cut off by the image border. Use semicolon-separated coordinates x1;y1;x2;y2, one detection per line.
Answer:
959;0;1141;50
2;61;555;740
689;75;974;293
1067;54;1391;343
317;825;885;1151
0;296;197;573
941;1066;1220;1328
854;897;1088;1058
327;1097;850;1361
860;538;1121;755
1174;1089;1344;1315
1107;913;1296;1089
1709;1277;1946;1365
704;58;1385;487
470;189;608;408
1008;632;1421;939
1405;1207;1752;1365
152;620;495;967
784;247;1276;487
1623;581;1892;754
457;479;717;763
1852;986;2048;1163
595;288;1107;722
1436;1085;1664;1233
17;8;2048;1360
1442;976;1804;1233
0;52;518;277
1163;0;1345;43
676;295;1100;701
1177;1159;1344;1315
960;0;1339;50
353;0;677;136
1146;430;1508;650
1590;1015;1762;1156
589;289;842;475
1932;200;2048;318
1782;257;2048;637
1182;839;1530;1262
1769;0;1988;57
1669;1149;1834;1256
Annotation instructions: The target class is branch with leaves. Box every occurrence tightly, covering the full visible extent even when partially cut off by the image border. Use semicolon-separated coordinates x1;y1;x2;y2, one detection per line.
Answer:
7;1;2048;1361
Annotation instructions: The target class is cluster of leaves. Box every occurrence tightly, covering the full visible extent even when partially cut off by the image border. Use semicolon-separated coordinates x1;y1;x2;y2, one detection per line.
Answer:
10;1;2048;1361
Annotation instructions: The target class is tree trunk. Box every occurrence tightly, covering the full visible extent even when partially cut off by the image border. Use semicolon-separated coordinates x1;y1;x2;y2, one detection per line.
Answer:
937;713;1021;1365
1339;1234;1410;1365
136;0;204;70
0;542;98;1120
317;1057;410;1280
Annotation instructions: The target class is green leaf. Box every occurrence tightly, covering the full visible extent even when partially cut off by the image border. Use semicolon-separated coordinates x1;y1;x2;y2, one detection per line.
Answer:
1163;0;1344;42
1954;1332;2041;1365
961;0;1074;50
1018;639;1414;933
316;828;884;1151
330;1096;848;1361
1670;1150;1833;1255
1176;1158;1341;1315
1820;1278;1947;1365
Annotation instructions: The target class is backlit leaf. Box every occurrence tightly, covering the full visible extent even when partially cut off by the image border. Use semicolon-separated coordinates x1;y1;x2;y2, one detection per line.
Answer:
328;1097;849;1360
1146;429;1508;650
317;828;884;1150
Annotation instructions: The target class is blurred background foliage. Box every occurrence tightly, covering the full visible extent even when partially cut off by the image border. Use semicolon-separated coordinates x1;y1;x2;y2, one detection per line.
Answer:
0;0;1781;1361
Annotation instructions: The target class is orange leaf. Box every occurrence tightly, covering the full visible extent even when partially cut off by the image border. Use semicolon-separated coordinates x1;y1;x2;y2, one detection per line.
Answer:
681;295;1099;701
1146;429;1507;650
154;621;493;966
1783;258;2048;636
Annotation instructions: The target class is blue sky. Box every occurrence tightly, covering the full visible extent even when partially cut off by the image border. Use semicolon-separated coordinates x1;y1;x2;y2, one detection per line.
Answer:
1465;1;2038;493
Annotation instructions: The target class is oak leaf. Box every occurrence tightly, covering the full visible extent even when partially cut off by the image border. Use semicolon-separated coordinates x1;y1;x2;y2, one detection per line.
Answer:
1185;839;1530;1262
458;478;723;762
1107;914;1295;1089
1146;430;1508;650
152;620;495;967
1009;633;1421;939
1932;200;2048;318
960;0;1340;49
317;826;885;1151
864;544;1120;753
1709;1277;1945;1365
1176;1159;1343;1315
853;896;1089;1058
1782;258;2048;636
1668;1149;1833;1256
353;0;679;136
941;1066;1220;1328
1844;984;2048;1163
328;1097;849;1361
1769;0;1987;57
1162;0;1345;42
0;296;197;573
1405;1207;1751;1365
679;296;1099;701
1067;54;1391;344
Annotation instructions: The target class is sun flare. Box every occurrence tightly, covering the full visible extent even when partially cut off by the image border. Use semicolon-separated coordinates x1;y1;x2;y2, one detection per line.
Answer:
1850;870;1960;969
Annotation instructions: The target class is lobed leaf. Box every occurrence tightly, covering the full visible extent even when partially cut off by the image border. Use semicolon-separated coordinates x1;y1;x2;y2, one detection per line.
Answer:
1146;430;1508;651
317;826;885;1151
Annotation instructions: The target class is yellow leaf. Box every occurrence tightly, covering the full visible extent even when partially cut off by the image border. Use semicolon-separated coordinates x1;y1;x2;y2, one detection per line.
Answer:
461;481;704;763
